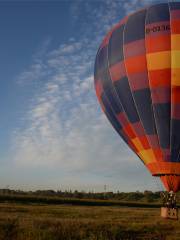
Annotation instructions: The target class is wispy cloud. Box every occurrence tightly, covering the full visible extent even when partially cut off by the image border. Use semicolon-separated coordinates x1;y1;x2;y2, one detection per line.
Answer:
122;0;164;14
13;37;125;173
11;0;160;191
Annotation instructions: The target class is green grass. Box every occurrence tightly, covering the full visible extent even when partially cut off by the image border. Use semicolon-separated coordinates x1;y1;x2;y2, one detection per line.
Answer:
0;194;161;208
0;202;179;240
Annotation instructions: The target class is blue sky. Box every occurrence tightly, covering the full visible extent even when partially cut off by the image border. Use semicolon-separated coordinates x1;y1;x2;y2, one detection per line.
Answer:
0;0;170;192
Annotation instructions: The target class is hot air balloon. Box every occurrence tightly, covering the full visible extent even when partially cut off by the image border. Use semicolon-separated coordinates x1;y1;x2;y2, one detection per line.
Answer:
94;2;180;219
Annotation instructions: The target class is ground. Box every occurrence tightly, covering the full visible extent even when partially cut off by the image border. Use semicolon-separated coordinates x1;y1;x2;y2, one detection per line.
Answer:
0;202;180;240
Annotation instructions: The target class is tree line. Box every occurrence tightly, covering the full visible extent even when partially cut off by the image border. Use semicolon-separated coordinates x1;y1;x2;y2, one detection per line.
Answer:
0;189;165;202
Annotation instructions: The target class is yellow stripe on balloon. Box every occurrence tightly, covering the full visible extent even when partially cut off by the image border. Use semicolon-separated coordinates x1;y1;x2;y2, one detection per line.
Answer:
171;35;180;86
138;149;156;164
171;34;180;50
146;51;171;70
131;137;144;152
171;51;180;69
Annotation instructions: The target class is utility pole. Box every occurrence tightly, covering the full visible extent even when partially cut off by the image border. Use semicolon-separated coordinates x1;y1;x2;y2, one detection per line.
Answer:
104;185;107;193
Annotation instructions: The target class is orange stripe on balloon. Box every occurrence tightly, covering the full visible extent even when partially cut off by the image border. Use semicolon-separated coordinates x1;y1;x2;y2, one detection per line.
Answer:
160;176;180;193
147;162;180;176
125;55;147;74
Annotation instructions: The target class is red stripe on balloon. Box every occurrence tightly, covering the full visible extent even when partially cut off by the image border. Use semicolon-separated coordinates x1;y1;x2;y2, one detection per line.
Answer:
171;10;180;20
123;124;136;139
171;104;180;119
146;34;170;52
126;72;149;91
124;39;145;58
151;87;170;104
95;79;103;98
138;136;150;149
153;148;164;161
148;69;171;88
117;112;129;126
132;122;146;136
172;87;180;103
109;61;126;82
147;135;160;148
171;19;180;34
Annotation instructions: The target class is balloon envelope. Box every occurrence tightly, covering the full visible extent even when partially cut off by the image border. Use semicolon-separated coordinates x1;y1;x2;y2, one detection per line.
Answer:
94;2;180;192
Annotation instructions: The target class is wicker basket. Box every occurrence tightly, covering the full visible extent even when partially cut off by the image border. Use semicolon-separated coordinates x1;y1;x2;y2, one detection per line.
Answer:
161;207;178;220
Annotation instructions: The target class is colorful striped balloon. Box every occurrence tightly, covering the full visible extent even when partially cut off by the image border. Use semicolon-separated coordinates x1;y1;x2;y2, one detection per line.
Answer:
94;2;180;192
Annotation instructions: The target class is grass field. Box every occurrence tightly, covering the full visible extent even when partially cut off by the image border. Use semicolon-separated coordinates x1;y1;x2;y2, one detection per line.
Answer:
0;202;180;240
